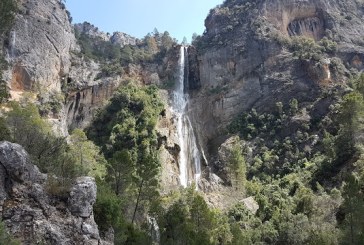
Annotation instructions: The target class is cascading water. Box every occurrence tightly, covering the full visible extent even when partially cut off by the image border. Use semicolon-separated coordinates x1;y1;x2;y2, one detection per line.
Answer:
172;46;202;188
11;30;16;57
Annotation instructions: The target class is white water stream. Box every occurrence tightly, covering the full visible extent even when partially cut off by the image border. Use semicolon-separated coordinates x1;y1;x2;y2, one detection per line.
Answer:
11;30;16;57
172;46;202;188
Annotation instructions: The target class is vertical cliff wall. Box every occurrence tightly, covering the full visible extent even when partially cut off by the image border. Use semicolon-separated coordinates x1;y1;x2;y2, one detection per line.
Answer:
188;0;364;178
3;0;77;93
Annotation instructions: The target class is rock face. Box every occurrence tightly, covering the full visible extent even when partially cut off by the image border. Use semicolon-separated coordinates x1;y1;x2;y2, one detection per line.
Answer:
69;177;97;218
0;141;110;244
189;0;364;165
110;32;137;47
240;197;259;214
65;78;122;130
75;22;138;47
74;22;110;41
4;0;78;93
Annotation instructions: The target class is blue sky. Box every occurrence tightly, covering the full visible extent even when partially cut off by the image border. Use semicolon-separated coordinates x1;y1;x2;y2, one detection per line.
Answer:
65;0;224;43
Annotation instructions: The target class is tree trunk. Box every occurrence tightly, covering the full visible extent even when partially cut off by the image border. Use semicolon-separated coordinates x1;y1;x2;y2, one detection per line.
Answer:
132;179;144;224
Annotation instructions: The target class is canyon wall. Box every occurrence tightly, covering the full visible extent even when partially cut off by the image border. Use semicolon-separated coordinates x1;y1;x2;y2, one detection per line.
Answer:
189;0;364;159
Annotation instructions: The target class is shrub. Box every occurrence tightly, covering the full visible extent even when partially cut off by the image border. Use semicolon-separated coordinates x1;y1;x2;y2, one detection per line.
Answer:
0;0;17;37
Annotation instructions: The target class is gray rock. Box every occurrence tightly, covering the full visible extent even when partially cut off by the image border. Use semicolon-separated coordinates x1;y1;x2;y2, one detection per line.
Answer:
240;196;259;214
69;177;97;218
188;0;364;163
0;142;104;244
0;141;45;183
111;31;137;47
74;22;110;41
4;0;78;92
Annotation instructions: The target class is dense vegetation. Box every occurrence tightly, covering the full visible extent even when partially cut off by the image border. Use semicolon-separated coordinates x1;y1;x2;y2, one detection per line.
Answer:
86;83;165;243
0;0;17;36
0;100;107;191
0;0;17;103
222;74;364;244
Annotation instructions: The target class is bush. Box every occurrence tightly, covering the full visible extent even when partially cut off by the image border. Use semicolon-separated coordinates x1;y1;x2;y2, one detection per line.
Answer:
0;0;17;36
290;36;323;61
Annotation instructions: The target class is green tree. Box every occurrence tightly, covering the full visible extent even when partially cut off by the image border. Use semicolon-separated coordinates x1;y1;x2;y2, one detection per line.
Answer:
88;84;164;227
228;140;247;191
68;129;107;178
158;188;216;245
182;36;188;45
146;36;158;54
5;102;67;172
289;98;298;115
93;181;128;243
0;0;17;36
341;174;364;244
161;31;174;51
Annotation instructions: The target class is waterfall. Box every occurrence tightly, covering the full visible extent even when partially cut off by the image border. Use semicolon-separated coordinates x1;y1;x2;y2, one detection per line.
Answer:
11;30;16;57
172;46;202;188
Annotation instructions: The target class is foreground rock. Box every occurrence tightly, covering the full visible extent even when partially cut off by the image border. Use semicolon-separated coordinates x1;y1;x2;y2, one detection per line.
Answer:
0;141;111;244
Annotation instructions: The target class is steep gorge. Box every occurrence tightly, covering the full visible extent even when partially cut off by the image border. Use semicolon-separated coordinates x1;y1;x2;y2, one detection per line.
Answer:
1;0;364;243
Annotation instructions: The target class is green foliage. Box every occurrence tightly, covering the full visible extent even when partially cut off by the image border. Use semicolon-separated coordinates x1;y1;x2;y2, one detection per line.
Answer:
227;140;246;191
88;83;164;241
88;84;163;155
223;72;364;245
289;36;338;61
0;220;20;245
93;181;127;242
37;92;64;116
96;62;124;80
0;0;17;36
4;102;65;170
0;102;106;199
223;76;364;244
68;129;107;179
155;188;230;245
319;37;337;53
0;80;9;103
340;173;364;244
290;36;324;61
208;85;229;95
75;27;177;81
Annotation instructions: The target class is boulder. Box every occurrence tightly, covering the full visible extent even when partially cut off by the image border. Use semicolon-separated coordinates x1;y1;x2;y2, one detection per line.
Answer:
0;142;104;244
0;141;45;183
240;196;259;214
69;177;97;218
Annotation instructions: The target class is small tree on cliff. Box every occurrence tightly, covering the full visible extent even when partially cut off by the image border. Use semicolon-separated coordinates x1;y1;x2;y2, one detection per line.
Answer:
228;140;247;191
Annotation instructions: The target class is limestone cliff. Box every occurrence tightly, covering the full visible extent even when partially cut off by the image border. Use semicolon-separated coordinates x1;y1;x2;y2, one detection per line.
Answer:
188;0;364;172
3;0;77;94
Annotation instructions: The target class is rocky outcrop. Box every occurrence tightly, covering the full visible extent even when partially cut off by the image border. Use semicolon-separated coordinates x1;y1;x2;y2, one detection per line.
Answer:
75;22;138;47
69;177;97;218
0;141;110;244
74;22;110;41
4;0;78;93
240;197;259;214
156;90;181;193
110;32;137;47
